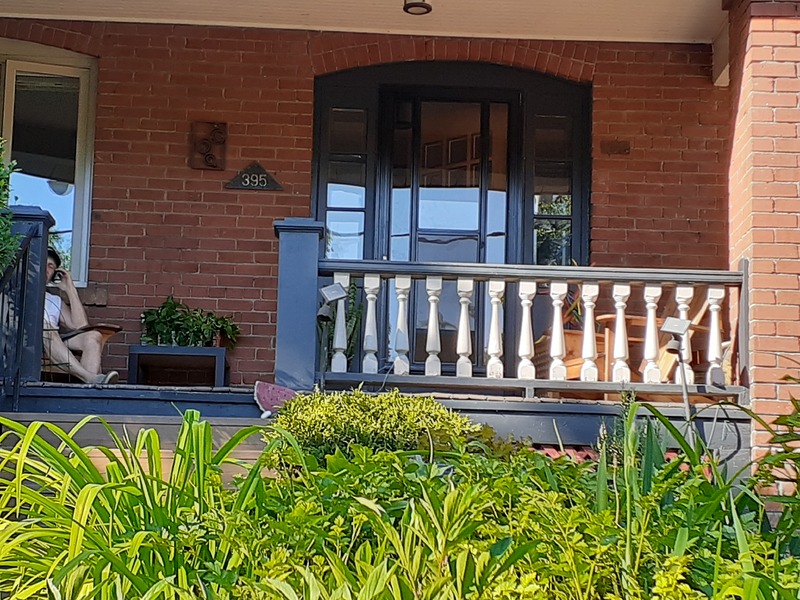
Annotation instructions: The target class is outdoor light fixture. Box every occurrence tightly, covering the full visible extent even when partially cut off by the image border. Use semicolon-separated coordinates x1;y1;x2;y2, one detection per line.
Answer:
317;282;348;391
403;0;432;15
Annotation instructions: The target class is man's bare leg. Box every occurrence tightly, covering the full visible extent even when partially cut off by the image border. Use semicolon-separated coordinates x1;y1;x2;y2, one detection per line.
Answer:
43;329;102;383
65;330;103;375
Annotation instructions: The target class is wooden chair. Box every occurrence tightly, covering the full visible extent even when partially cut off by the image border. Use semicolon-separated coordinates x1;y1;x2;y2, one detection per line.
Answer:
599;294;710;384
42;323;122;382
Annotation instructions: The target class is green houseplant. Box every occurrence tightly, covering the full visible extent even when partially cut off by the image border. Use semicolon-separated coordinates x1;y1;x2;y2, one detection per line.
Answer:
140;295;240;349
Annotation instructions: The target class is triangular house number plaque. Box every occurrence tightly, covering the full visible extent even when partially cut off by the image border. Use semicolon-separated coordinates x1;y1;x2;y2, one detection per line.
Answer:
225;162;283;191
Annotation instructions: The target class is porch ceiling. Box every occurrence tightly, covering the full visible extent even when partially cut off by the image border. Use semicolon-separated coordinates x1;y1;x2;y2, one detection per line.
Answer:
2;0;727;44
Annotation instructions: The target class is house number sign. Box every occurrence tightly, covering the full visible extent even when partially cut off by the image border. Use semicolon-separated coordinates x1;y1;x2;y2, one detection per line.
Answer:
225;162;283;191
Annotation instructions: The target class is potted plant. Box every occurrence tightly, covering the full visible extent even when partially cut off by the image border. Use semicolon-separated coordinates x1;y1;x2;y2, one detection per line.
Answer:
141;296;240;349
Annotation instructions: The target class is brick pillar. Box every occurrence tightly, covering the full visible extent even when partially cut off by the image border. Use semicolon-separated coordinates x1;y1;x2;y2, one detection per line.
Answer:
728;0;800;475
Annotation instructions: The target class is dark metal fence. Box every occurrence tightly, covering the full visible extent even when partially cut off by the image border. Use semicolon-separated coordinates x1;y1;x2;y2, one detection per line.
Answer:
0;226;36;410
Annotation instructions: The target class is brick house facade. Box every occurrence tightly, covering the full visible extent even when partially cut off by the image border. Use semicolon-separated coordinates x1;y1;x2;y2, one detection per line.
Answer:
0;0;797;464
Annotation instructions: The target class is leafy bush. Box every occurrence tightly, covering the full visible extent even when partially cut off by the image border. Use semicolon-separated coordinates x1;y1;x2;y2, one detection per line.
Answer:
2;402;800;599
0;138;20;273
270;388;480;460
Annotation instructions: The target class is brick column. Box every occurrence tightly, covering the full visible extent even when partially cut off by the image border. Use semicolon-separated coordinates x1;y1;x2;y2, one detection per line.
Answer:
728;0;800;475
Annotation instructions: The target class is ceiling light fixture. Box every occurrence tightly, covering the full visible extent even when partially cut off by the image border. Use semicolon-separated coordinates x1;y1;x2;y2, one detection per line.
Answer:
403;0;432;15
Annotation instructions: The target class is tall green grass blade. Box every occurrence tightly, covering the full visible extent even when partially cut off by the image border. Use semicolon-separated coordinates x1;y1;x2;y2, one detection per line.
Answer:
595;435;609;513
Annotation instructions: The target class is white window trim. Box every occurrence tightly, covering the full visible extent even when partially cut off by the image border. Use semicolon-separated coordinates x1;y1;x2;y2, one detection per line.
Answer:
0;51;96;286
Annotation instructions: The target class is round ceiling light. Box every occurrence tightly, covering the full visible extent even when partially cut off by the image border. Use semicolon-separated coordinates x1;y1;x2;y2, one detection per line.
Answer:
403;1;432;15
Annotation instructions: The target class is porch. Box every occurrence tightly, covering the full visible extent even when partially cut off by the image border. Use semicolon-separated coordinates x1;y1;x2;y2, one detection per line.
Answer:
0;207;751;472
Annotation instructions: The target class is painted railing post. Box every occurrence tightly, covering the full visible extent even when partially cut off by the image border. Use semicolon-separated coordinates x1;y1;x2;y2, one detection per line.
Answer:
456;278;474;378
10;206;55;383
611;284;631;383
642;285;663;383
330;272;350;373
706;286;726;385
549;282;569;381
486;279;506;379
517;280;537;379
274;218;325;391
580;283;600;382
393;275;411;375
674;285;695;385
362;274;381;374
425;276;443;376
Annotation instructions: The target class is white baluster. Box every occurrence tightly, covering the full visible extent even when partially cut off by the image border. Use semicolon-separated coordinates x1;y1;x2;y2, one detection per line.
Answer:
674;285;695;385
642;285;662;383
393;276;411;375
581;283;600;382
706;286;726;385
330;272;350;373
517;281;537;379
425;276;443;376
456;278;474;378
486;280;506;379
612;284;631;383
549;282;569;381
362;274;380;374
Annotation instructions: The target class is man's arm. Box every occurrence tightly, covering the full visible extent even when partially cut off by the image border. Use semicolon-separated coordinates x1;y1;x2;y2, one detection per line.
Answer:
54;269;89;330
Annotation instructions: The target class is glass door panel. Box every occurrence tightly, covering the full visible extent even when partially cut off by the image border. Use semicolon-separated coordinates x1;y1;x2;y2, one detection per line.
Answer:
385;97;510;371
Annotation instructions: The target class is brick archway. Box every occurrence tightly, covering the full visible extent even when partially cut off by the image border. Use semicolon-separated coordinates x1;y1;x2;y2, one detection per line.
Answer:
0;19;102;57
309;33;598;83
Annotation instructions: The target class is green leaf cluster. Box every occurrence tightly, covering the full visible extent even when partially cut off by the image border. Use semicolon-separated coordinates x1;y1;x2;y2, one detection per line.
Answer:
269;388;481;460
141;295;240;348
1;399;800;599
0;138;21;273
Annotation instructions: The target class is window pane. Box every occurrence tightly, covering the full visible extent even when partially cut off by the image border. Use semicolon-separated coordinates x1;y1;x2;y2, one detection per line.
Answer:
489;103;508;192
535;193;572;216
419;188;479;230
535;162;572;216
419;102;480;232
325;211;364;259
327;161;365;208
390;188;410;261
9;71;80;267
329;108;367;155
534;219;572;266
534;116;572;161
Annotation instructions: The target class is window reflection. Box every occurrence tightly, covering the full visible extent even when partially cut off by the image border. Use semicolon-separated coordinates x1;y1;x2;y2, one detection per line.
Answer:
534;219;572;265
9;72;81;269
325;211;364;259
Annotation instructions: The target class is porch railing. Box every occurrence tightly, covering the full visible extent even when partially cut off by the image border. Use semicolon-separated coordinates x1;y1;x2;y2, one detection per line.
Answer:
0;207;54;411
274;219;747;403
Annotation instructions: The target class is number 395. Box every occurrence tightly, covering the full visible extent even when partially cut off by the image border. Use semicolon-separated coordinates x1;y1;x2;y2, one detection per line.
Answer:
241;173;269;187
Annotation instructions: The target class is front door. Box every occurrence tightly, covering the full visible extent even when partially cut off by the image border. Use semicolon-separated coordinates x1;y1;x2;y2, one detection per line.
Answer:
314;62;590;372
384;93;515;369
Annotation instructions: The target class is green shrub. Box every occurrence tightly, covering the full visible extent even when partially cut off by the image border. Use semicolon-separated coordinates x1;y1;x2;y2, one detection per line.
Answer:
270;388;480;459
0;138;20;273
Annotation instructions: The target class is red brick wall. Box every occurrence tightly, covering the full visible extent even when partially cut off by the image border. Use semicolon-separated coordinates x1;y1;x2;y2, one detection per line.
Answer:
728;0;800;478
0;20;730;384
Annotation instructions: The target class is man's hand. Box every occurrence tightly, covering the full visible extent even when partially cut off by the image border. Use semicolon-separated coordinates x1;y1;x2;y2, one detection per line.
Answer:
53;268;77;292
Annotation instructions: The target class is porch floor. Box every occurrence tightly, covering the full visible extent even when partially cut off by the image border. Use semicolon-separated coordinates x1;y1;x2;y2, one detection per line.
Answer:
5;381;263;418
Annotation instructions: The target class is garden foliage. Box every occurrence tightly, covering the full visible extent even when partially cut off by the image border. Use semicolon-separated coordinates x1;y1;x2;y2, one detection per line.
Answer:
0;393;799;599
270;388;480;460
0;138;20;273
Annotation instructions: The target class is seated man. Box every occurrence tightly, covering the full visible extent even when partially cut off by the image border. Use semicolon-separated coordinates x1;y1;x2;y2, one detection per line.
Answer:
43;246;119;384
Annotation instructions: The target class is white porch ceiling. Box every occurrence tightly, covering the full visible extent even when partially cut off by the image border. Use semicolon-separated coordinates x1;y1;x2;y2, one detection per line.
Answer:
0;0;727;44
